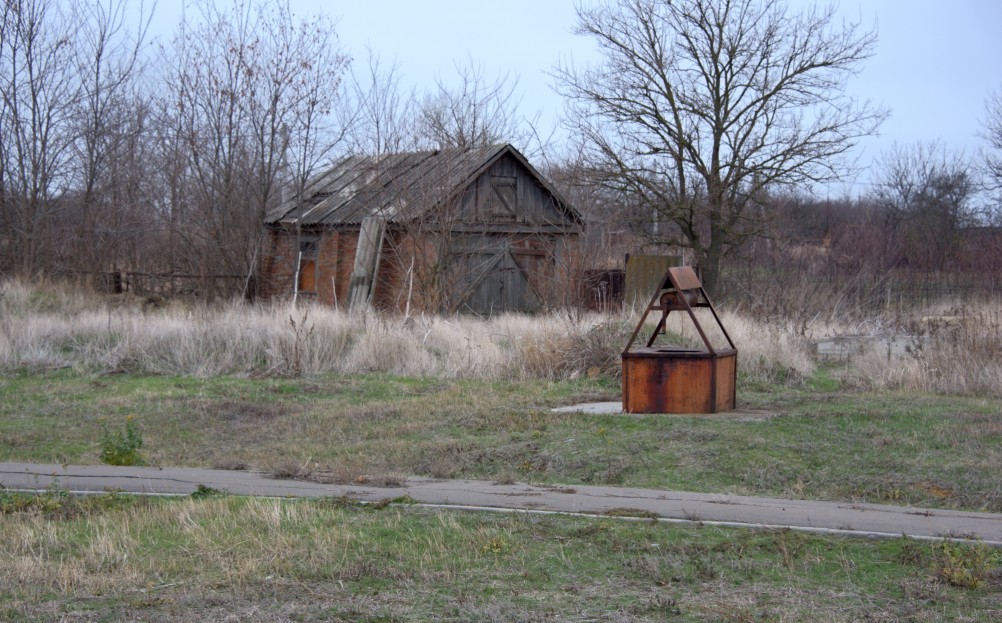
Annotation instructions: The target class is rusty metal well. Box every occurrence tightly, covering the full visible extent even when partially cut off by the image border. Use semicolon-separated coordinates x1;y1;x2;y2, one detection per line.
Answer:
621;266;737;414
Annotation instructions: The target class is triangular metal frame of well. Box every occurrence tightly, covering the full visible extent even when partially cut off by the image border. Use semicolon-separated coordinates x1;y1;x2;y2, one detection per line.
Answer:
621;266;737;413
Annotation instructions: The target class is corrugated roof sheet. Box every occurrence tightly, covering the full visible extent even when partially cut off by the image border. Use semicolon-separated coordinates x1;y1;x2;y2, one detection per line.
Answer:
265;144;579;226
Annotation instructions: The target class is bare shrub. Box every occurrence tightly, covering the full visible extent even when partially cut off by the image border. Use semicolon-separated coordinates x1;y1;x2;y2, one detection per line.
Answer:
0;278;106;315
266;459;314;481
345;323;437;376
266;306;356;376
418;315;507;378
720;312;815;383
490;313;633;380
494;313;579;380
130;307;276;377
14;277;1002;395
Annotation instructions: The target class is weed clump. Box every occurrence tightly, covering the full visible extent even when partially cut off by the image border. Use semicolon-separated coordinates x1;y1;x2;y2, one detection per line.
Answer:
99;415;145;466
0;489;137;519
934;541;999;589
191;484;223;499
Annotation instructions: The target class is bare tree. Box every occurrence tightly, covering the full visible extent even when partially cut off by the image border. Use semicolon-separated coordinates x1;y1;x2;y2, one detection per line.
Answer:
0;0;156;283
982;86;1002;194
341;49;419;156
157;1;257;294
65;0;151;278
0;0;80;276
247;2;349;301
874;142;977;272
553;0;887;294
155;0;348;298
418;56;549;158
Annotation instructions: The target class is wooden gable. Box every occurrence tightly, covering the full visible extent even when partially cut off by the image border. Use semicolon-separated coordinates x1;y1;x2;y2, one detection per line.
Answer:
453;151;576;231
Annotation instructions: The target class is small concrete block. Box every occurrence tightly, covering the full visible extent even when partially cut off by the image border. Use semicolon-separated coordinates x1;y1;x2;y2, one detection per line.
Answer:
550;402;624;414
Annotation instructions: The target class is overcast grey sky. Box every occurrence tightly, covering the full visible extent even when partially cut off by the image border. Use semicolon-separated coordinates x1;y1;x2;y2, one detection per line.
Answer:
153;0;1002;194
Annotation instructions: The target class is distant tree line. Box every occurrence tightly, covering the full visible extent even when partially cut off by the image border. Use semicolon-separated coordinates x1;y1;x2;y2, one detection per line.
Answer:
2;0;1000;306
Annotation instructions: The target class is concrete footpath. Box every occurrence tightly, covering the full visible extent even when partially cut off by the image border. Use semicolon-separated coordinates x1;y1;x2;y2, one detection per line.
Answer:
2;462;1000;546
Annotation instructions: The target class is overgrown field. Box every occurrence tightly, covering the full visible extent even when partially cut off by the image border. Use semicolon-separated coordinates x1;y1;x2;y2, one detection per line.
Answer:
2;280;1002;620
2;279;1002;513
2;370;1001;513
2;490;1000;622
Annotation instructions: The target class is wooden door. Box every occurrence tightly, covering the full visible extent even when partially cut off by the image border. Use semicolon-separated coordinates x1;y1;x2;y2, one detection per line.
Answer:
452;241;540;314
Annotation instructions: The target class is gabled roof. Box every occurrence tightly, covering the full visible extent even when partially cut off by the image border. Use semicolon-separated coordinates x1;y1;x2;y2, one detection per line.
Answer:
265;143;582;227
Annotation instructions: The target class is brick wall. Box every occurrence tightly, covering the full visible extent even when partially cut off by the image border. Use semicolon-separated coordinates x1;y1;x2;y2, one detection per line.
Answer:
260;227;361;307
262;226;582;313
259;228;296;301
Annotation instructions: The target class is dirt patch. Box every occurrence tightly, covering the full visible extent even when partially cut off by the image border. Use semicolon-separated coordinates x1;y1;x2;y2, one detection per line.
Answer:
213;458;250;471
267;461;410;488
215;400;292;423
916;482;954;500
344;404;403;424
265;459;314;480
310;469;408;488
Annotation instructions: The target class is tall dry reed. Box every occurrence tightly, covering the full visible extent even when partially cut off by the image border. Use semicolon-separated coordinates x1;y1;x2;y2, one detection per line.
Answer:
850;305;1002;395
1;279;816;382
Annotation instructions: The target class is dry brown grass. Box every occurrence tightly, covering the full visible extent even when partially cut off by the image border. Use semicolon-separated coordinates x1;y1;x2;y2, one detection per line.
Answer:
834;303;1002;396
0;279;814;383
6;278;1002;395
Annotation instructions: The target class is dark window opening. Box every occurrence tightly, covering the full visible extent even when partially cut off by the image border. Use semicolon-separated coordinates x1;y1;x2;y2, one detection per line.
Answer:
298;237;319;294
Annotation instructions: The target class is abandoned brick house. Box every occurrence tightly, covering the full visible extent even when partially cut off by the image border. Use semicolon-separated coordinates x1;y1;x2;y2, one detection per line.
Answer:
260;144;584;314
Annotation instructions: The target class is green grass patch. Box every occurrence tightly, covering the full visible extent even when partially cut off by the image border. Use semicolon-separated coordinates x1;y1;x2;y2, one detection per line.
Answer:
806;364;844;392
0;493;998;622
2;370;1000;512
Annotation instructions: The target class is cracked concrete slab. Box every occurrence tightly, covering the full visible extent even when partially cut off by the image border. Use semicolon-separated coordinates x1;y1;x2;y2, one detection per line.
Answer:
551;401;623;414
